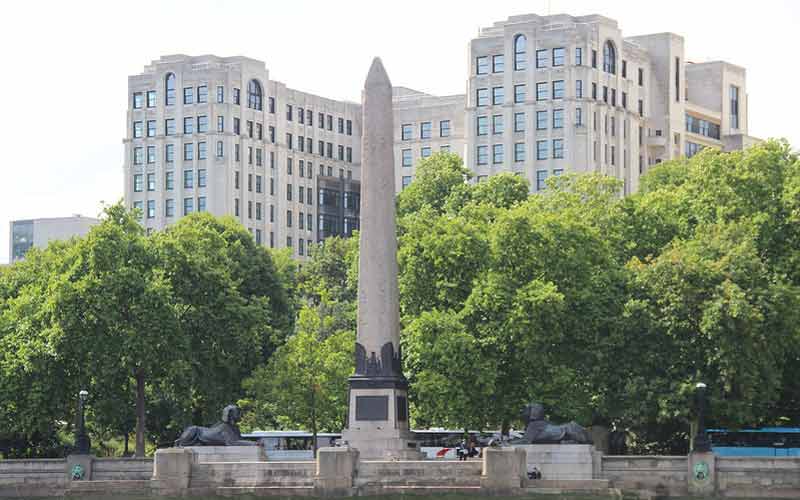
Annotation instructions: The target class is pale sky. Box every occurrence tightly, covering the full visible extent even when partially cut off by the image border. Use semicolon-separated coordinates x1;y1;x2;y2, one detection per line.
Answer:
1;0;798;264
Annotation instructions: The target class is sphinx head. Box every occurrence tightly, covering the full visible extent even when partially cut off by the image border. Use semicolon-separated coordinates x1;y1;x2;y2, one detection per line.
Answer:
222;404;242;424
522;403;546;422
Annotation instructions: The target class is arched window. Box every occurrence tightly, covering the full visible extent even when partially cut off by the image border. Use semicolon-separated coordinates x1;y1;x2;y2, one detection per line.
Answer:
514;34;527;71
603;41;616;74
165;73;176;106
247;80;263;111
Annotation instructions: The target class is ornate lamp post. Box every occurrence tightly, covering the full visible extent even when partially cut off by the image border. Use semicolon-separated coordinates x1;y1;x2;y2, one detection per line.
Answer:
693;382;711;453
75;390;91;455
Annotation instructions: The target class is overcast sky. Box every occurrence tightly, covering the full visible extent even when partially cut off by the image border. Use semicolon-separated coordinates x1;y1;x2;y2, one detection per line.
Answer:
1;0;798;264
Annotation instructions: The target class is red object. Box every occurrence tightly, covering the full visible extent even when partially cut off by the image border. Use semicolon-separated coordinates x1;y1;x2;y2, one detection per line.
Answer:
436;448;450;458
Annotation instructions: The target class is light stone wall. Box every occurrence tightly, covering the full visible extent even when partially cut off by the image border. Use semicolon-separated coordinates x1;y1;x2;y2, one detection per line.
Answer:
9;216;100;263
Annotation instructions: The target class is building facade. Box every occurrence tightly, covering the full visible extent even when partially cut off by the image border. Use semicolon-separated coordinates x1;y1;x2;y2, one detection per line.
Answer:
124;55;362;259
9;216;100;263
124;14;756;255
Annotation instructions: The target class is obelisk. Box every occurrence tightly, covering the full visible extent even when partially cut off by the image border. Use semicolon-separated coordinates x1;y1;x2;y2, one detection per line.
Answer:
341;58;421;459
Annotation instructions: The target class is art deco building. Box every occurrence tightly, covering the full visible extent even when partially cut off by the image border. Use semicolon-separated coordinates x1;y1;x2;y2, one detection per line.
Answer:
124;14;757;256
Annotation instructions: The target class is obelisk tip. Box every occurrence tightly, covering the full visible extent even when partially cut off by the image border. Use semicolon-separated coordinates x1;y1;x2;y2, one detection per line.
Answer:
365;57;391;89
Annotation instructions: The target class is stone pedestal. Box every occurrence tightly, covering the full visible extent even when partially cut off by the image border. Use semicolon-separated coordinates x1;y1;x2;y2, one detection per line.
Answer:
481;447;526;493
152;448;195;494
185;445;266;462
315;446;359;495
688;451;716;496
66;454;94;481
515;444;597;480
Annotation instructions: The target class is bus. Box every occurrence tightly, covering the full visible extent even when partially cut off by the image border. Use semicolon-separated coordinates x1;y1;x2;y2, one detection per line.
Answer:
708;427;800;457
242;429;522;460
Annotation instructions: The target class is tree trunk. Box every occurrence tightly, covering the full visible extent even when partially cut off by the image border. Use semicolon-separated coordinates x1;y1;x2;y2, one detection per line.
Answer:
501;419;510;437
135;370;146;457
123;432;129;456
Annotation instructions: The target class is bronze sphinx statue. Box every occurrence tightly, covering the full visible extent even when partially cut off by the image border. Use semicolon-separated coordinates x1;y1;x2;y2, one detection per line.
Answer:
174;404;256;447
519;403;592;445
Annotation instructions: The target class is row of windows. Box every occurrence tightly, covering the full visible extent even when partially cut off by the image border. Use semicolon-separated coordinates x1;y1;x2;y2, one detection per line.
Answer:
475;139;565;165
400;145;452;167
133;197;206;218
400;120;451;140
477;38;640;82
685;115;721;140
135;75;354;136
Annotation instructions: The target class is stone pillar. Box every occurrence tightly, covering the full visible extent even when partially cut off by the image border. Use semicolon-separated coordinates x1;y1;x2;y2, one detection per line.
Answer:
152;448;195;494
315;446;359;496
688;451;716;496
481;447;526;493
66;454;94;481
341;57;421;460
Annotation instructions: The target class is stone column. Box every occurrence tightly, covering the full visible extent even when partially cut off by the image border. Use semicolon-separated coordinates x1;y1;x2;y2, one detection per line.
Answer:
688;451;716;496
152;448;195;494
66;454;94;481
481;447;527;493
314;446;359;496
341;57;421;460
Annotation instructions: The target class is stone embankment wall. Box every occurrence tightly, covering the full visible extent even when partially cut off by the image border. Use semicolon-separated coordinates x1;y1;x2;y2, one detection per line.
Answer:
600;455;688;496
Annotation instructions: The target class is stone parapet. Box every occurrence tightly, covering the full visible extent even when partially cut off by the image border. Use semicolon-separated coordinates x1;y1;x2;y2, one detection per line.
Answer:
481;447;526;493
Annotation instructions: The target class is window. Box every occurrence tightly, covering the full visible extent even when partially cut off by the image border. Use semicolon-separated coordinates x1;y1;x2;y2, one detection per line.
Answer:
165;199;175;217
420;121;432;139
133;147;143;165
611;145;616;165
440;120;451;137
536;170;548;191
401;124;413;140
184;197;194;215
492;144;503;164
147;146;156;164
247;80;262;110
183;170;194;189
493;54;504;73
286;104;293;121
638;67;644;86
514;84;526;103
477;116;488;136
287;157;292;175
476;56;489;75
197;168;206;188
603;40;616;74
492;86;504;105
440;145;450;152
536;110;547;130
575;47;583;66
421;146;432;158
576;80;583;99
183;143;193;160
553;139;564;159
536;49;548;68
553;80;565;100
326;142;333;158
730;85;740;129
402;149;412;167
286;133;293;150
184;86;194;104
611;116;616;136
165;73;175;106
216;85;224;103
514;34;527;70
338;145;345;160
197;115;208;133
255;229;262;245
686;141;704;158
165;144;174;163
553;168;563;177
147;200;155;219
492;114;503;135
552;47;565;66
184;117;193;135
346;119;352;135
603;86;608;103
318;112;324;128
133;201;143;219
327;115;333;131
347;147;352;163
307;213;312;229
536;82;548;101
338;117;344;133
476;145;488;165
133;92;143;109
686;115;721;139
147;90;156;108
536;140;548;160
638;99;644;117
576;107;583;126
216;116;224;133
553;109;564;129
591;49;597;69
256;123;263;139
514;142;525;162
133;174;143;192
675;57;680;102
216;141;223;158
198;142;207;160
401;176;412;190
133;121;143;138
622;92;628;109
318;140;324;156
611;88;616;106
233;88;241;105
476;88;489;106
591;82;597;100
622;60;628;79
147;120;156;137
306;109;312;125
514;112;525;132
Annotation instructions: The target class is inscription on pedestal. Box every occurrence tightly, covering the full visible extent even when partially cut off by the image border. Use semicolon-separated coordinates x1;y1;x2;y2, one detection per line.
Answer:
356;395;389;421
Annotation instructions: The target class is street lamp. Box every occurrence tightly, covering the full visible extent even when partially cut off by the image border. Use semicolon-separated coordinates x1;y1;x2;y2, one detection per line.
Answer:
693;382;711;453
75;390;91;455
